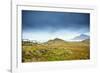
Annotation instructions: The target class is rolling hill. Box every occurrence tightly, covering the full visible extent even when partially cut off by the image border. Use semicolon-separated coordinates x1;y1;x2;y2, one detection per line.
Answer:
43;38;68;46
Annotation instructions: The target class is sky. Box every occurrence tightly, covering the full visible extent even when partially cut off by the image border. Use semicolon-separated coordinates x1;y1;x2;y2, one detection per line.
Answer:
22;10;90;42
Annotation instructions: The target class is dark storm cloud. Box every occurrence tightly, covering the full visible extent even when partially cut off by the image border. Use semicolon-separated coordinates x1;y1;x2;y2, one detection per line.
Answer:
22;10;90;32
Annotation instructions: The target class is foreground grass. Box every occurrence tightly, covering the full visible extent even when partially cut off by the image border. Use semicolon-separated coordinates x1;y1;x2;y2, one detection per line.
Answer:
22;41;90;62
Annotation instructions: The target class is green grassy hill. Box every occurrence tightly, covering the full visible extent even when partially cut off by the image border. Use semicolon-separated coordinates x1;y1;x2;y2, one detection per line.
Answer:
22;38;90;62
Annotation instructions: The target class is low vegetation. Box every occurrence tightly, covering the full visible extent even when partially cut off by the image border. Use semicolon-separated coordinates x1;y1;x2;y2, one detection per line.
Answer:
22;38;90;62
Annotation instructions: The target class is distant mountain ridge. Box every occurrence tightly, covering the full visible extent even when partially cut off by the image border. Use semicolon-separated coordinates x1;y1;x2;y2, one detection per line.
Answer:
22;34;90;45
71;34;89;41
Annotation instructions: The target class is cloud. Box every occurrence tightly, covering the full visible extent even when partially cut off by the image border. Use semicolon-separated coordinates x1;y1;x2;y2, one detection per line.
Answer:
22;10;90;32
22;10;90;41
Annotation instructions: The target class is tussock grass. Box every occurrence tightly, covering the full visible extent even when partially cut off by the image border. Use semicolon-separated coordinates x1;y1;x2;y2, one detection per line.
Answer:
22;41;90;62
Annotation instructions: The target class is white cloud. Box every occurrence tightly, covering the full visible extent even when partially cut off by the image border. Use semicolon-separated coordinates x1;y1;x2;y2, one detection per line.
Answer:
22;30;83;42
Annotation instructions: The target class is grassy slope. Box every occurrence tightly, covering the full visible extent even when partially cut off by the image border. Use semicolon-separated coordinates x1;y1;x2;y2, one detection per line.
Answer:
22;40;90;62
